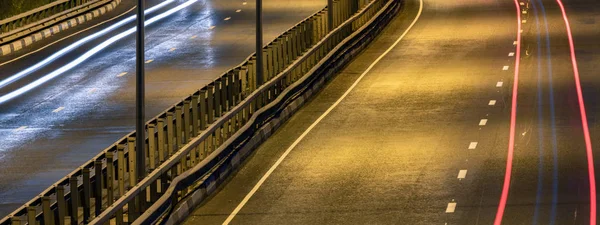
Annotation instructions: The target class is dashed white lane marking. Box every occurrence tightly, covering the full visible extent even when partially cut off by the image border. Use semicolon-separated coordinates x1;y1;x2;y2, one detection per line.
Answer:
169;48;176;52
117;72;128;77
469;142;478;149
520;2;525;5
458;170;468;179
489;100;497;106
522;10;527;14
224;17;231;21
209;26;216;30
496;81;504;87
145;59;154;64
222;0;425;223
52;107;65;113
513;41;518;46
503;66;510;70
236;9;241;12
190;35;198;39
479;119;488;126
509;52;515;57
522;20;527;24
15;126;27;131
446;202;457;213
242;1;247;5
89;88;97;93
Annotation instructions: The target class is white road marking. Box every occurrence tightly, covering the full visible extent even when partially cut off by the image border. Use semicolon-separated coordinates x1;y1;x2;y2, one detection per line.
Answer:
242;2;247;5
236;9;241;12
469;142;478;149
169;48;176;52
520;29;524;33
479;119;488;126
458;170;468;179
509;52;515;57
145;59;154;64
513;41;518;45
520;2;525;5
190;35;197;39
222;0;425;223
496;81;504;87
117;72;128;77
489;100;497;106
224;17;231;21
209;26;216;30
53;107;65;113
522;10;527;14
522;20;527;24
446;202;457;213
89;88;97;93
503;66;509;70
15;126;27;131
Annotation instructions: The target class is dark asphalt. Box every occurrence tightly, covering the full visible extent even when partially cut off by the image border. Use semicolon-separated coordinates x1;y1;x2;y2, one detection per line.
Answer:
183;0;600;224
0;0;325;217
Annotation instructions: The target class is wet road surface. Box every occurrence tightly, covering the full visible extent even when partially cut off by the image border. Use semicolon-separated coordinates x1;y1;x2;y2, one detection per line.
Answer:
0;0;325;217
183;0;600;224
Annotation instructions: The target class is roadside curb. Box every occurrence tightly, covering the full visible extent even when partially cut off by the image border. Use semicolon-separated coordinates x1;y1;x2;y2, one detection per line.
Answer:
0;0;121;57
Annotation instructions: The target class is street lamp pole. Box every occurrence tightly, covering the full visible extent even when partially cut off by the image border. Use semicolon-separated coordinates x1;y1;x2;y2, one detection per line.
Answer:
328;0;333;31
256;0;263;86
135;0;146;183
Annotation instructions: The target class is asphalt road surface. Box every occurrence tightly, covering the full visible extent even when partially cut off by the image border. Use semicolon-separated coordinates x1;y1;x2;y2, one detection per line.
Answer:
183;0;600;224
0;0;325;217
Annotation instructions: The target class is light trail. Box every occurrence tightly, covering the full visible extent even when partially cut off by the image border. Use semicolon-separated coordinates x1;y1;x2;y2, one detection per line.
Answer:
494;0;522;224
0;0;199;104
555;0;597;224
0;0;176;90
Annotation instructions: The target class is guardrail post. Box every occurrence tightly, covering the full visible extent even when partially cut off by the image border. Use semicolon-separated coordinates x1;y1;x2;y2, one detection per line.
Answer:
57;185;66;225
220;78;228;113
27;206;35;225
184;100;191;142
175;106;184;174
199;89;207;130
115;194;123;225
10;217;20;225
127;137;137;188
106;152;115;206
192;94;200;136
207;85;215;123
94;159;103;216
166;112;175;156
117;145;125;197
42;196;54;225
83;168;91;223
127;137;140;222
214;81;222;118
148;123;158;203
69;176;79;225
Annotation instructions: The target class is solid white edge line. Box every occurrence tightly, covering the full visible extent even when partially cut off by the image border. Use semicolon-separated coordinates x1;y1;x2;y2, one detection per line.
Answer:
221;0;425;224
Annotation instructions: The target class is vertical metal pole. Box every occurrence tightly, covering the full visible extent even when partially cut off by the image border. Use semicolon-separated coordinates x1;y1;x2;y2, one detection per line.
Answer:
256;0;264;86
136;0;146;181
328;0;333;31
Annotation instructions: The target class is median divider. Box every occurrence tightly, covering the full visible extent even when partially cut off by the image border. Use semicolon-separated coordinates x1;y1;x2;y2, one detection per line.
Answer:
0;0;367;224
93;0;401;224
0;0;122;56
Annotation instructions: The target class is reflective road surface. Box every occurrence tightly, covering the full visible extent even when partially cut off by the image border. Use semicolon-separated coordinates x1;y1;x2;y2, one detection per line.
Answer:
0;0;324;217
183;0;600;224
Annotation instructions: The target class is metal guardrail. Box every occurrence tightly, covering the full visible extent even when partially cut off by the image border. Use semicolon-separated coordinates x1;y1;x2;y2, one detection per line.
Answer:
0;0;113;43
0;0;385;224
92;0;392;224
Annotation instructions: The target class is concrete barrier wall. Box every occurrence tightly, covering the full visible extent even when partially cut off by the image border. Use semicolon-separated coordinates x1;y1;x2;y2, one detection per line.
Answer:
0;0;121;56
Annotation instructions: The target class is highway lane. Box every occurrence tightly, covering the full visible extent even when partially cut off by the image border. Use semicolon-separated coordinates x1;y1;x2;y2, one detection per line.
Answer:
495;0;598;224
184;0;519;224
184;0;600;224
0;0;325;217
